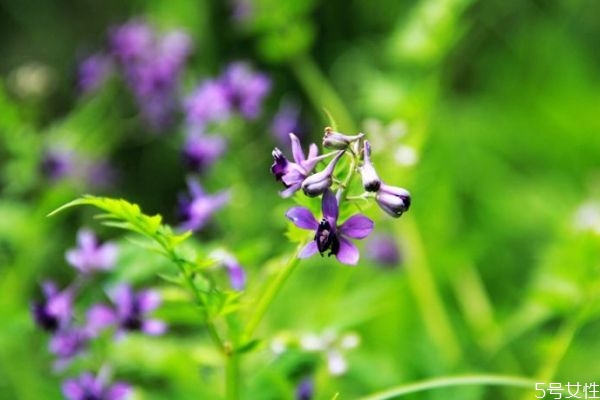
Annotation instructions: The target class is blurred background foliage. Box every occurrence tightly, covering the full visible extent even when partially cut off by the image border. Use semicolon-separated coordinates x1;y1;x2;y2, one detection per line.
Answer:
1;0;600;399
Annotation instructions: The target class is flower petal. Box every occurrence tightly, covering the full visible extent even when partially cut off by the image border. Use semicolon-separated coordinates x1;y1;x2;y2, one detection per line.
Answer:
106;382;131;400
142;319;167;335
321;189;338;226
289;133;306;164
62;379;84;400
86;304;116;336
336;237;359;265
298;241;318;258
280;183;301;198
286;207;319;230
136;290;162;313
339;214;374;239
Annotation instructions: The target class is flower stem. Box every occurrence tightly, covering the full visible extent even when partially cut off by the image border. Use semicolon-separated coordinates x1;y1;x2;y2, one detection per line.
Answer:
243;241;305;339
357;374;536;400
225;353;240;400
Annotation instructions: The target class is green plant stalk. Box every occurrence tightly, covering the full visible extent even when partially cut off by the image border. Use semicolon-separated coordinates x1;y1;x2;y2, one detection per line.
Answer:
357;374;536;400
225;353;240;400
244;241;304;339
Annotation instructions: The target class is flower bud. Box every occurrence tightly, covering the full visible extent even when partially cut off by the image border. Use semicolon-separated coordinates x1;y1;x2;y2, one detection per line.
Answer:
301;151;344;197
322;127;364;150
375;184;411;217
359;141;381;192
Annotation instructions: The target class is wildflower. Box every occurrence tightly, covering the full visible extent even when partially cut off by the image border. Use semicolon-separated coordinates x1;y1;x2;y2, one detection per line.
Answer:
108;20;154;63
322;127;364;150
178;179;229;232
78;53;113;93
65;229;118;274
49;327;89;369
86;285;166;337
62;372;130;400
286;189;374;265
359;141;381;192
365;234;401;267
40;149;74;181
221;62;271;119
184;80;232;126
301;151;344;197
182;132;227;172
271;133;331;198
211;249;246;290
296;377;314;400
375;184;411;218
270;99;302;145
31;281;73;332
300;330;360;376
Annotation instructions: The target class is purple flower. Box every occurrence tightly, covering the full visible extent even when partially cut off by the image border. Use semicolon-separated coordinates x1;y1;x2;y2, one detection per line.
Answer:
322;127;364;150
270;100;303;145
87;285;166;337
49;328;89;369
271;133;332;198
178;179;230;232
286;190;374;265
375;184;411;218
184;79;232;126
300;151;344;197
182;132;227;173
296;377;314;400
221;62;271;119
78;53;113;93
65;229;118;273
211;250;246;291
359;140;381;192
31;281;73;332
63;372;130;400
365;234;401;267
109;20;154;63
40;149;74;181
109;20;192;131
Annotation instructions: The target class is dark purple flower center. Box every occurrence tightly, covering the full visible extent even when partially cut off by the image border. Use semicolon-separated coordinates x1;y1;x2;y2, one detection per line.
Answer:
270;148;289;182
122;301;142;331
315;219;339;257
32;303;59;332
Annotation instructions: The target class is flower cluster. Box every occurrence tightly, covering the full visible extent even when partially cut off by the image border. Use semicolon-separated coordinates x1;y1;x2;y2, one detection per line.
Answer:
31;228;165;397
78;19;192;131
271;128;411;265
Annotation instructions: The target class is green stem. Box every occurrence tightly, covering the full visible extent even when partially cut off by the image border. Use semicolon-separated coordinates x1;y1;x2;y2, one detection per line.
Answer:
290;54;357;133
244;241;305;339
357;374;536;400
226;353;240;400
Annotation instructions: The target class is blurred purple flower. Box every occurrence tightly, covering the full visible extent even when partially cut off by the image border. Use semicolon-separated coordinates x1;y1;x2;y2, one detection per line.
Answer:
270;100;302;145
221;62;271;119
109;20;192;131
87;285;166;337
31;281;73;332
365;234;401;267
65;229;118;274
184;79;232;126
296;377;314;400
63;372;130;400
40;149;75;181
85;160;118;188
49;327;89;369
182;132;227;173
231;0;254;22
271;133;332;198
286;190;374;265
178;179;229;232
109;20;154;63
78;53;113;93
212;250;246;290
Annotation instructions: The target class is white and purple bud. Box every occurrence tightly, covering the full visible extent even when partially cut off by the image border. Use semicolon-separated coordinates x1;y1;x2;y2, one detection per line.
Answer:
322;127;364;150
376;184;411;218
301;151;344;197
359;141;381;192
